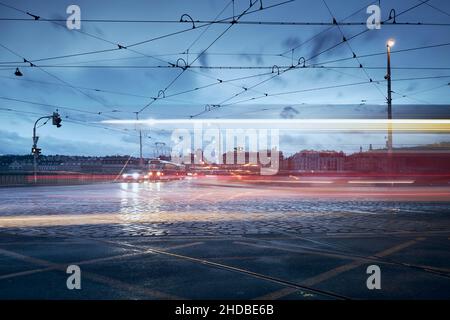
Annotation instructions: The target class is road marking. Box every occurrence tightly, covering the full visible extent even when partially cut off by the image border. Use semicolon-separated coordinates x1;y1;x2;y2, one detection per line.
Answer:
0;247;183;299
234;241;372;262
324;230;450;238
255;237;425;300
99;239;348;299
375;238;423;258
0;242;204;298
0;241;203;281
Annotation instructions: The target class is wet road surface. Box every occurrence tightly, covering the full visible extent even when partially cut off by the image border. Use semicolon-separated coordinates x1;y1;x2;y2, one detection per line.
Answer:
0;177;449;299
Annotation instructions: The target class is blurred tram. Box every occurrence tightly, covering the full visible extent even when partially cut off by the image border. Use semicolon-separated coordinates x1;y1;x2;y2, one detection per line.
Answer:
147;159;186;181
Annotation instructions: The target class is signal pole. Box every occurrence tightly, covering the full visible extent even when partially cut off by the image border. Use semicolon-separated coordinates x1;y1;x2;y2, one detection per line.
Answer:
32;112;62;183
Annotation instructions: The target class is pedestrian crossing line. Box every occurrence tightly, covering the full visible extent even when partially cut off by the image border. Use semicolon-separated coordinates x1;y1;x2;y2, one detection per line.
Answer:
100;238;348;299
0;241;203;281
255;237;425;300
0;243;203;299
234;241;372;262
0;247;184;299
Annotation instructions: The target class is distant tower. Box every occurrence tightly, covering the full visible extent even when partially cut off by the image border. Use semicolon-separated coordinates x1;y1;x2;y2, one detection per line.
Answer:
360;146;363;153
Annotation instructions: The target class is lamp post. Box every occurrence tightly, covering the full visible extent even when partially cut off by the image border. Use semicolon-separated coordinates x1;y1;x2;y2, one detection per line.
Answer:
385;38;395;152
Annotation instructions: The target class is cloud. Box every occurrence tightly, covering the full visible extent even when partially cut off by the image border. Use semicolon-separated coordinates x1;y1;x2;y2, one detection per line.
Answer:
307;29;345;62
280;106;299;119
239;53;264;65
281;36;302;50
0;130;135;156
406;82;419;92
198;53;209;67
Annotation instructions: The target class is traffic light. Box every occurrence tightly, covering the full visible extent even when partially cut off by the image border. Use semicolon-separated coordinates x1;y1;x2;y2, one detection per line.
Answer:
32;147;41;156
52;112;62;128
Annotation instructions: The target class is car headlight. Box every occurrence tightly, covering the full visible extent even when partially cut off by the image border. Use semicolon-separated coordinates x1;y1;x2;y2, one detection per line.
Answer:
132;173;140;179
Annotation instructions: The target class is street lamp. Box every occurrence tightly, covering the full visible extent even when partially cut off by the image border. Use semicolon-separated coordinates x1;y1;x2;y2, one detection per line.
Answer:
387;38;395;48
14;68;23;77
385;38;395;152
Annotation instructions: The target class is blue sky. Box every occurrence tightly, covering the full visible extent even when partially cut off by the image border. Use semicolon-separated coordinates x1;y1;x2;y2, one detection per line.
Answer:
0;0;449;156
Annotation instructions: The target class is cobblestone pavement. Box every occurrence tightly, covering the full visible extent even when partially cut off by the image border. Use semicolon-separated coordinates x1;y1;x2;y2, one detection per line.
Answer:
0;179;449;299
1;178;450;238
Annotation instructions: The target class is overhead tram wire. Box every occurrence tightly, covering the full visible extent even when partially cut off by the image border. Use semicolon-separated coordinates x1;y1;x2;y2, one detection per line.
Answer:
0;0;297;115
0;107;139;137
4;64;450;71
135;0;240;115
0;0;396;67
2;14;449;27
0;0;303;114
191;0;389;117
1;19;448;26
280;0;379;57
321;0;386;100
0;42;121;119
183;0;233;58
220;75;450;106
304;0;433;64
307;42;450;68
0;95;195;117
0;1;176;69
191;0;435;117
5;41;439;111
0;70;279;105
136;0;261;113
106;0;297;49
0;51;292;66
0;0;442;117
2;40;448;104
0;0;440;106
142;3;301;112
0;96;109;116
420;0;450;18
136;0;295;115
389;81;450;104
168;0;279;103
190;75;450;117
0;1;198;119
220;80;450;116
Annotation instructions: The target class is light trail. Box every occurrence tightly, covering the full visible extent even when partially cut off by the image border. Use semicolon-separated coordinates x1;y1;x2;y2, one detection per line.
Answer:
348;180;416;184
101;118;450;132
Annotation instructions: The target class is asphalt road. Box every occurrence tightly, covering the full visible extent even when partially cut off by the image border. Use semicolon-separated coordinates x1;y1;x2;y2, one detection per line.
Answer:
0;177;449;299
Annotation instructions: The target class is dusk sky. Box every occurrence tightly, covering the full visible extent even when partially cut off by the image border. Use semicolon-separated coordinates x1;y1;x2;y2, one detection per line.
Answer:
0;0;449;156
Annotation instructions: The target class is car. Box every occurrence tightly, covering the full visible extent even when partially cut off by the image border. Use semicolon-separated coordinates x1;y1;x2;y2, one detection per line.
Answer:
121;169;146;182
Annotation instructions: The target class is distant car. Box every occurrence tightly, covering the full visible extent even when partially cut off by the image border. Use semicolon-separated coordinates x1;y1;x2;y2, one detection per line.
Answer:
121;169;146;182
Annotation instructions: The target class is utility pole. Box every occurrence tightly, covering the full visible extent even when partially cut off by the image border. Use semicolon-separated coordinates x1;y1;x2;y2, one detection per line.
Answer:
135;112;143;166
385;39;395;153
